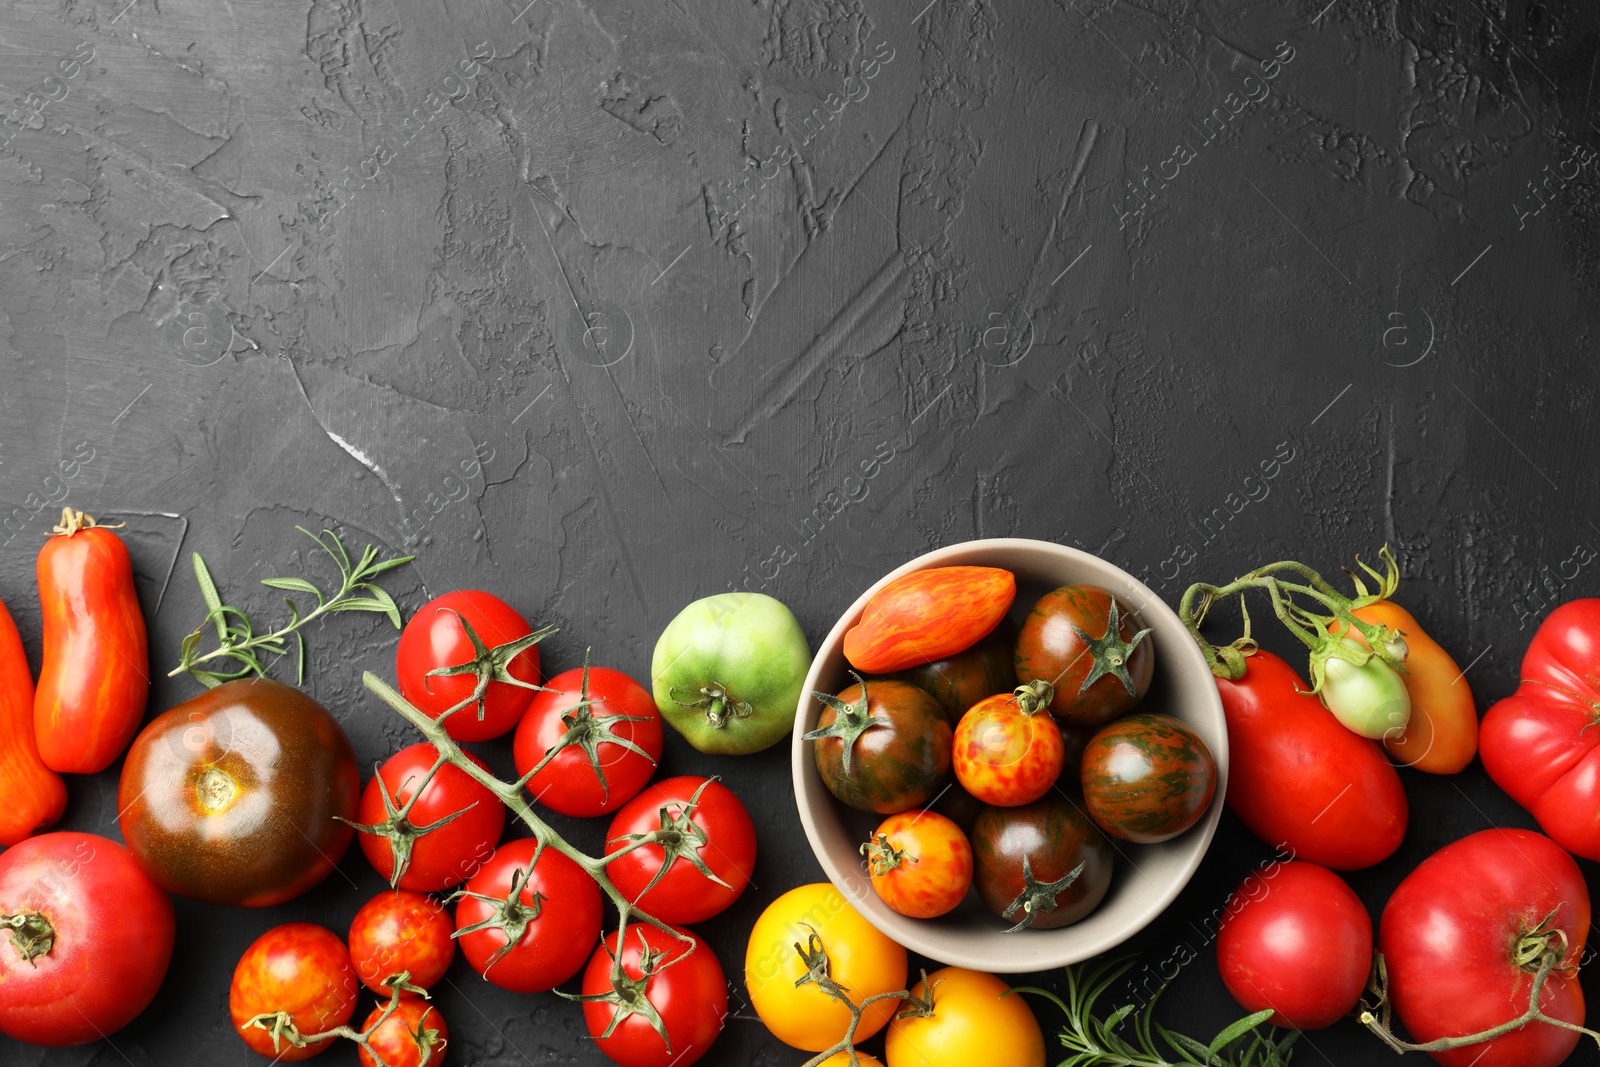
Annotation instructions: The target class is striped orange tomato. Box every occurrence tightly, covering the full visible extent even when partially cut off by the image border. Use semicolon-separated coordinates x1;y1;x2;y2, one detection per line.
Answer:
952;683;1064;807
844;566;1015;673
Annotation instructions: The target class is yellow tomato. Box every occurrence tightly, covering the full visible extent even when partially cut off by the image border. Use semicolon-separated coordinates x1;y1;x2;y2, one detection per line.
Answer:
745;882;908;1051
885;967;1044;1067
819;1054;886;1067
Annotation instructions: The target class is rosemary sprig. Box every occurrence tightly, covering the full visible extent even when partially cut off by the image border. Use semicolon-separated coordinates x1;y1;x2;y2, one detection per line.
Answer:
170;526;413;687
1014;956;1297;1067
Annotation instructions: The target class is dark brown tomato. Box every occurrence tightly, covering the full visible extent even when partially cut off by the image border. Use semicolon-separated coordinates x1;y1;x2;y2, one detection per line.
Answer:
807;678;951;814
928;780;985;833
1080;713;1216;844
1058;723;1095;788
893;619;1018;726
1014;585;1153;727
118;678;360;907
971;796;1113;931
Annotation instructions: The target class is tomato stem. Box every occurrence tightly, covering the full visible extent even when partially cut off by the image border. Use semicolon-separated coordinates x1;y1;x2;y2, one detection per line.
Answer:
513;648;657;802
242;969;430;1067
790;930;929;1067
1;911;55;963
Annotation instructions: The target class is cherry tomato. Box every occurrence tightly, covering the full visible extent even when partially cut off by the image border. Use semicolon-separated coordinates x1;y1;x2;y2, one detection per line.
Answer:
972;796;1112;931
579;924;727;1067
885;967;1045;1067
1080;713;1216;843
0;832;175;1047
357;998;448;1067
807;676;952;813
0;594;64;846
844;566;1016;673
1014;585;1152;726
353;742;505;891
454;837;602;993
514;661;663;818
745;883;907;1051
229;923;358;1060
952;683;1065;807
863;810;972;919
349;890;456;996
1216;861;1371;1029
396;590;552;742
1380;829;1588;1067
118;678;361;907
604;776;756;924
33;508;149;774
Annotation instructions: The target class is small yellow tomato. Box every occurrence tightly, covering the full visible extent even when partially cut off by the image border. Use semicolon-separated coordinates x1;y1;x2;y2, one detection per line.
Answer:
745;883;908;1051
886;967;1045;1067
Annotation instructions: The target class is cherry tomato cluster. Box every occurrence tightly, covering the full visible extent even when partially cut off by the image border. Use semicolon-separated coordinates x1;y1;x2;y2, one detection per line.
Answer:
811;567;1216;931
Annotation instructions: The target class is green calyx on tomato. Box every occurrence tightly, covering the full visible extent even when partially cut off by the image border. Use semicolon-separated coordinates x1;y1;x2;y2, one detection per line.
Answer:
652;593;811;755
1070;599;1152;696
1013;679;1054;715
1000;854;1086;933
340;758;479;889
561;929;673;1048
860;833;912;877
426;609;557;726
517;652;659;804
451;863;547;973
1;910;54;962
609;778;732;899
804;672;886;775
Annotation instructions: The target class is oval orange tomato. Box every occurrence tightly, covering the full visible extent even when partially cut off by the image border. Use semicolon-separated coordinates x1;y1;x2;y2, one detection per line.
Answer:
0;595;64;846
1343;601;1476;773
844;567;1015;673
864;810;973;919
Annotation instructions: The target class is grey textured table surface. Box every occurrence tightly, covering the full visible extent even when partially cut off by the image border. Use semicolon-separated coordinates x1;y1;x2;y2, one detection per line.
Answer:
3;0;1600;1064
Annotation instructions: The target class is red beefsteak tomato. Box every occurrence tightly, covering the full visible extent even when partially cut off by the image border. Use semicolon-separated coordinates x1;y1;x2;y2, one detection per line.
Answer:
1379;828;1587;1067
1215;650;1406;869
1481;598;1600;860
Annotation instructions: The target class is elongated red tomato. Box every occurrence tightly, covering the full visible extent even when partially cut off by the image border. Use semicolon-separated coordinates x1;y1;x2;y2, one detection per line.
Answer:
1481;598;1600;859
1380;829;1587;1067
844;566;1016;673
1216;650;1406;869
34;509;149;773
0;595;65;845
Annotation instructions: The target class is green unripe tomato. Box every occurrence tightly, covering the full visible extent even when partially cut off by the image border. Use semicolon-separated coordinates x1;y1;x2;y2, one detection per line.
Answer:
1321;637;1412;740
651;593;812;755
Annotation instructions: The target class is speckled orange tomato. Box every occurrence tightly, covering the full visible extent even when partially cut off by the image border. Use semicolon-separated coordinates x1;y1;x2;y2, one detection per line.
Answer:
951;683;1065;807
357;998;448;1067
864;810;973;919
1080;713;1216;844
348;890;456;995
229;923;358;1060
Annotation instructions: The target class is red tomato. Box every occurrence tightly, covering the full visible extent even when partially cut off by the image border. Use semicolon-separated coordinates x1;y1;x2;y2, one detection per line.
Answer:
1216;651;1407;869
1380;829;1588;1067
229;923;359;1060
844;566;1016;673
604;776;756;924
1482;598;1600;860
1215;861;1371;1029
349;890;456;995
354;742;506;891
34;509;149;774
864;810;972;919
0;594;65;846
578;924;727;1067
0;832;175;1047
455;837;602;993
952;685;1065;807
356;998;448;1067
396;590;551;741
514;663;663;818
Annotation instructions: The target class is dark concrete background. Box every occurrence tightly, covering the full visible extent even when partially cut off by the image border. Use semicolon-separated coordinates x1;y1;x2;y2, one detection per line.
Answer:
4;0;1600;1063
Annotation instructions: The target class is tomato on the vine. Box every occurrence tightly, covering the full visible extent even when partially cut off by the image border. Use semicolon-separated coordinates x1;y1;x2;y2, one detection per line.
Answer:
1216;861;1371;1030
604;776;756;924
971;796;1112;931
348;890;456;995
1014;585;1152;726
863;809;972;919
578;924;727;1067
229;923;358;1060
514;660;663;818
454;837;602;993
806;675;952;814
0;832;175;1047
952;682;1065;807
352;742;506;892
1079;713;1215;843
357;998;448;1067
885;967;1045;1067
396;590;554;742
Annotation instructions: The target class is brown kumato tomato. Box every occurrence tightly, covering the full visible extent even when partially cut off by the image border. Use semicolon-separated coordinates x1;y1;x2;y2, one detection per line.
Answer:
972;796;1113;931
806;676;952;814
1080;713;1216;844
893;618;1019;726
118;678;360;907
1014;585;1153;726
